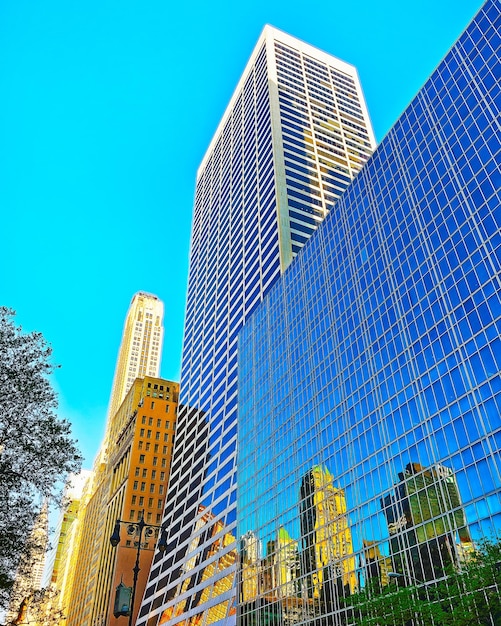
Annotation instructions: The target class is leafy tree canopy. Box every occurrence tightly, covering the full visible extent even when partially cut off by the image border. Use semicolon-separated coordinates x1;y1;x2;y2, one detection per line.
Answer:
0;307;82;609
348;538;501;626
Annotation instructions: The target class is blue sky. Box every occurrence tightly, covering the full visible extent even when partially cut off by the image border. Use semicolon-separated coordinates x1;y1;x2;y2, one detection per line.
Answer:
0;0;484;467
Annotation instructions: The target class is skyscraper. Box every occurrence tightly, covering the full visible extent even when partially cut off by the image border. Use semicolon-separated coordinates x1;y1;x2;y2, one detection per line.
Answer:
107;292;164;426
138;26;374;626
42;470;91;625
238;2;500;623
66;377;179;626
59;293;168;626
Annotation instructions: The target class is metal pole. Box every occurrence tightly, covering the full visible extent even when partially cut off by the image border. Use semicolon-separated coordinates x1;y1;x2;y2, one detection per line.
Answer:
128;512;145;626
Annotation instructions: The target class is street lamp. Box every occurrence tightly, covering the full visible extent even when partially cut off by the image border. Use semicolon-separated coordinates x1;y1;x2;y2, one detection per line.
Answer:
110;510;168;626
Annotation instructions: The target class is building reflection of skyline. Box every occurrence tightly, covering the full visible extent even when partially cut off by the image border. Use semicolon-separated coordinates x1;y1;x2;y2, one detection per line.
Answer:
380;462;473;585
239;460;472;622
159;505;237;626
150;405;236;626
239;464;356;624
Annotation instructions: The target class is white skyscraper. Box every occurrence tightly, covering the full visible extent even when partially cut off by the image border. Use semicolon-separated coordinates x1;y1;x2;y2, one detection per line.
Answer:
107;291;164;424
137;26;375;626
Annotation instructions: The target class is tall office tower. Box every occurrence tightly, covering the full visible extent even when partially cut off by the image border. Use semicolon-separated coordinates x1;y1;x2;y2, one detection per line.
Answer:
107;292;164;426
66;377;179;626
137;26;374;626
239;2;500;624
41;471;91;625
61;292;168;626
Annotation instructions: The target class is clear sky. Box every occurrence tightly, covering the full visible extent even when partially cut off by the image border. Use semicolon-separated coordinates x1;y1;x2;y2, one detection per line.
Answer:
0;0;484;468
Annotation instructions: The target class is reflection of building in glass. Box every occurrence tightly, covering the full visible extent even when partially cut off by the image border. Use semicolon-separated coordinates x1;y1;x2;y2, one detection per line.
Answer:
240;531;262;604
300;466;356;599
159;507;237;626
382;463;472;582
240;528;304;626
238;3;501;624
262;528;301;600
138;24;374;626
362;540;392;590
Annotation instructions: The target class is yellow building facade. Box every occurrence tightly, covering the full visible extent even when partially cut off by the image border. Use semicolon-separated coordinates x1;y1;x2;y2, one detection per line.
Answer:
65;376;179;626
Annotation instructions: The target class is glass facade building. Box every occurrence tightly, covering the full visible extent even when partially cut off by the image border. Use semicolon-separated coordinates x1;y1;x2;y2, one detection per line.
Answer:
137;26;374;626
239;2;500;624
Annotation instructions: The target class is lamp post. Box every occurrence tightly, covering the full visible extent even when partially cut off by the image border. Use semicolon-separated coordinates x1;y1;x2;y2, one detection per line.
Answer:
110;510;168;626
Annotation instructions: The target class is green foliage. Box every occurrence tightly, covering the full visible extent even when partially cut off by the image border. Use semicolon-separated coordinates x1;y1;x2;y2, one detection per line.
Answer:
347;539;501;626
0;307;82;609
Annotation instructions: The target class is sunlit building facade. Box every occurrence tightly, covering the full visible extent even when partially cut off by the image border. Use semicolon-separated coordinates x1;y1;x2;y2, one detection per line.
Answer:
238;3;500;624
42;471;91;624
107;292;164;426
66;377;179;626
60;293;169;626
137;25;374;626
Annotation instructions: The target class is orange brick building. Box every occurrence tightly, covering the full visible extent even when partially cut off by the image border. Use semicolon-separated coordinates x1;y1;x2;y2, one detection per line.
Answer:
66;376;178;626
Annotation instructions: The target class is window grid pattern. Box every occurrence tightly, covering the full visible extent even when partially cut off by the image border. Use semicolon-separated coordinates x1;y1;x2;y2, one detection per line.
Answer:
138;28;375;626
275;41;374;256
239;3;501;625
138;43;282;626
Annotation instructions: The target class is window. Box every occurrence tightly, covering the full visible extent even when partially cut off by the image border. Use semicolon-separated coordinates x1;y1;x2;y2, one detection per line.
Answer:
140;428;145;437
148;498;153;507
142;468;147;478
161;458;167;468
147;512;152;522
142;416;146;424
162;446;167;454
145;443;150;451
129;510;135;520
147;430;152;439
165;406;169;414
158;499;163;508
155;431;160;440
139;454;145;463
148;417;153;425
159;485;164;495
132;496;137;505
135;467;140;476
153;457;158;466
157;418;161;427
151;401;155;409
164;433;169;442
140;482;146;491
151;470;157;479
139;496;144;506
138;441;143;450
150;483;155;493
156;514;161;523
154;444;159;452
133;481;138;490
160;472;165;481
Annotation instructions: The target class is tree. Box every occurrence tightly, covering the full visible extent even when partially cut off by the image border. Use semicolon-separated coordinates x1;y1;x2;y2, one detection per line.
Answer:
347;539;501;626
0;307;82;611
7;586;65;626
